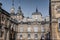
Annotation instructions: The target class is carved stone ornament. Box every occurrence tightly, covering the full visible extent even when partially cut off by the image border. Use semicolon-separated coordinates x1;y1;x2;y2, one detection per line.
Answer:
56;5;60;13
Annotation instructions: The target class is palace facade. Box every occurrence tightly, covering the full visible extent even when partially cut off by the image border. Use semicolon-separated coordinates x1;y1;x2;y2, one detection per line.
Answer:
10;3;50;40
0;0;50;40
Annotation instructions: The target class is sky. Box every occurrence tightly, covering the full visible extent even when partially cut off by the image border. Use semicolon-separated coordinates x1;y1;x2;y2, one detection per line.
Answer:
0;0;49;17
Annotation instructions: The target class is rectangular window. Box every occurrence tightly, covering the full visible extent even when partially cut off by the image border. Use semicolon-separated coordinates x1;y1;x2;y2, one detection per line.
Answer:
20;27;23;32
34;34;38;38
41;26;45;33
20;34;22;38
20;33;23;39
34;27;38;32
28;33;30;38
59;23;60;31
1;15;5;21
59;23;60;28
0;14;1;25
0;31;3;37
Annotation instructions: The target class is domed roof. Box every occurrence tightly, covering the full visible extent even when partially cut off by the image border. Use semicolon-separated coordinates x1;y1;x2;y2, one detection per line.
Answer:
32;8;42;16
10;7;16;16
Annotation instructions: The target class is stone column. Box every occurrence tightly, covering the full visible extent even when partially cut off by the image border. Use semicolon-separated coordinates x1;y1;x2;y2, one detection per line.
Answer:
51;19;59;40
6;31;9;40
4;28;8;40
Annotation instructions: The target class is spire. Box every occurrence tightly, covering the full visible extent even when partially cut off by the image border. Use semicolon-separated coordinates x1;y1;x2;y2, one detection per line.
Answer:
18;6;22;12
12;0;14;7
17;0;23;15
10;0;15;14
36;7;38;12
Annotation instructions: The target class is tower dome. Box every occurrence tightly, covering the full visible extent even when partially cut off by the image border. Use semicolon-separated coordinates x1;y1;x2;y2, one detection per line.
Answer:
10;6;15;14
32;8;42;16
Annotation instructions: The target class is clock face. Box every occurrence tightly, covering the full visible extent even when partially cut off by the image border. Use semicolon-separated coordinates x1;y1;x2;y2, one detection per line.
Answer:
56;5;60;13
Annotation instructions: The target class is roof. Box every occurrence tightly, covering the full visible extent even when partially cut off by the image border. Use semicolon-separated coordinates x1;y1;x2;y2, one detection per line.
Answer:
32;12;42;16
0;7;10;17
32;8;42;16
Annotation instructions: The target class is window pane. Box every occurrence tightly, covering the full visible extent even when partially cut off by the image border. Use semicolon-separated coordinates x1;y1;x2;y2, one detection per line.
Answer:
34;34;38;38
20;35;22;37
0;31;3;37
27;27;31;32
41;27;45;32
20;33;22;38
34;27;38;32
28;33;30;38
20;27;23;32
59;23;60;29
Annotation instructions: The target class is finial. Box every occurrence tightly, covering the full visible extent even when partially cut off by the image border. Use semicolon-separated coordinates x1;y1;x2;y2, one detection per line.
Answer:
19;6;21;10
18;6;22;12
36;7;38;12
12;0;14;7
10;0;15;14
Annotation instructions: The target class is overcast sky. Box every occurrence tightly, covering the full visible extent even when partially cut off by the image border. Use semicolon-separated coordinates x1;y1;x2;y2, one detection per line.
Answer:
0;0;49;17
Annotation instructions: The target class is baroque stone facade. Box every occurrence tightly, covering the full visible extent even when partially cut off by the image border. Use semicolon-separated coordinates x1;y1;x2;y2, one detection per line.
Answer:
0;0;50;40
0;3;18;40
10;5;50;40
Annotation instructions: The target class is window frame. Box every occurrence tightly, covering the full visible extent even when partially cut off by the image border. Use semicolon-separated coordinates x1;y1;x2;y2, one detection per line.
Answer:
34;33;38;39
28;33;31;38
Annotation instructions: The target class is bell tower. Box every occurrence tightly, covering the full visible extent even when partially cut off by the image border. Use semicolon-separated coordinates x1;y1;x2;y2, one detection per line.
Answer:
10;0;16;19
50;0;60;40
10;0;15;14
